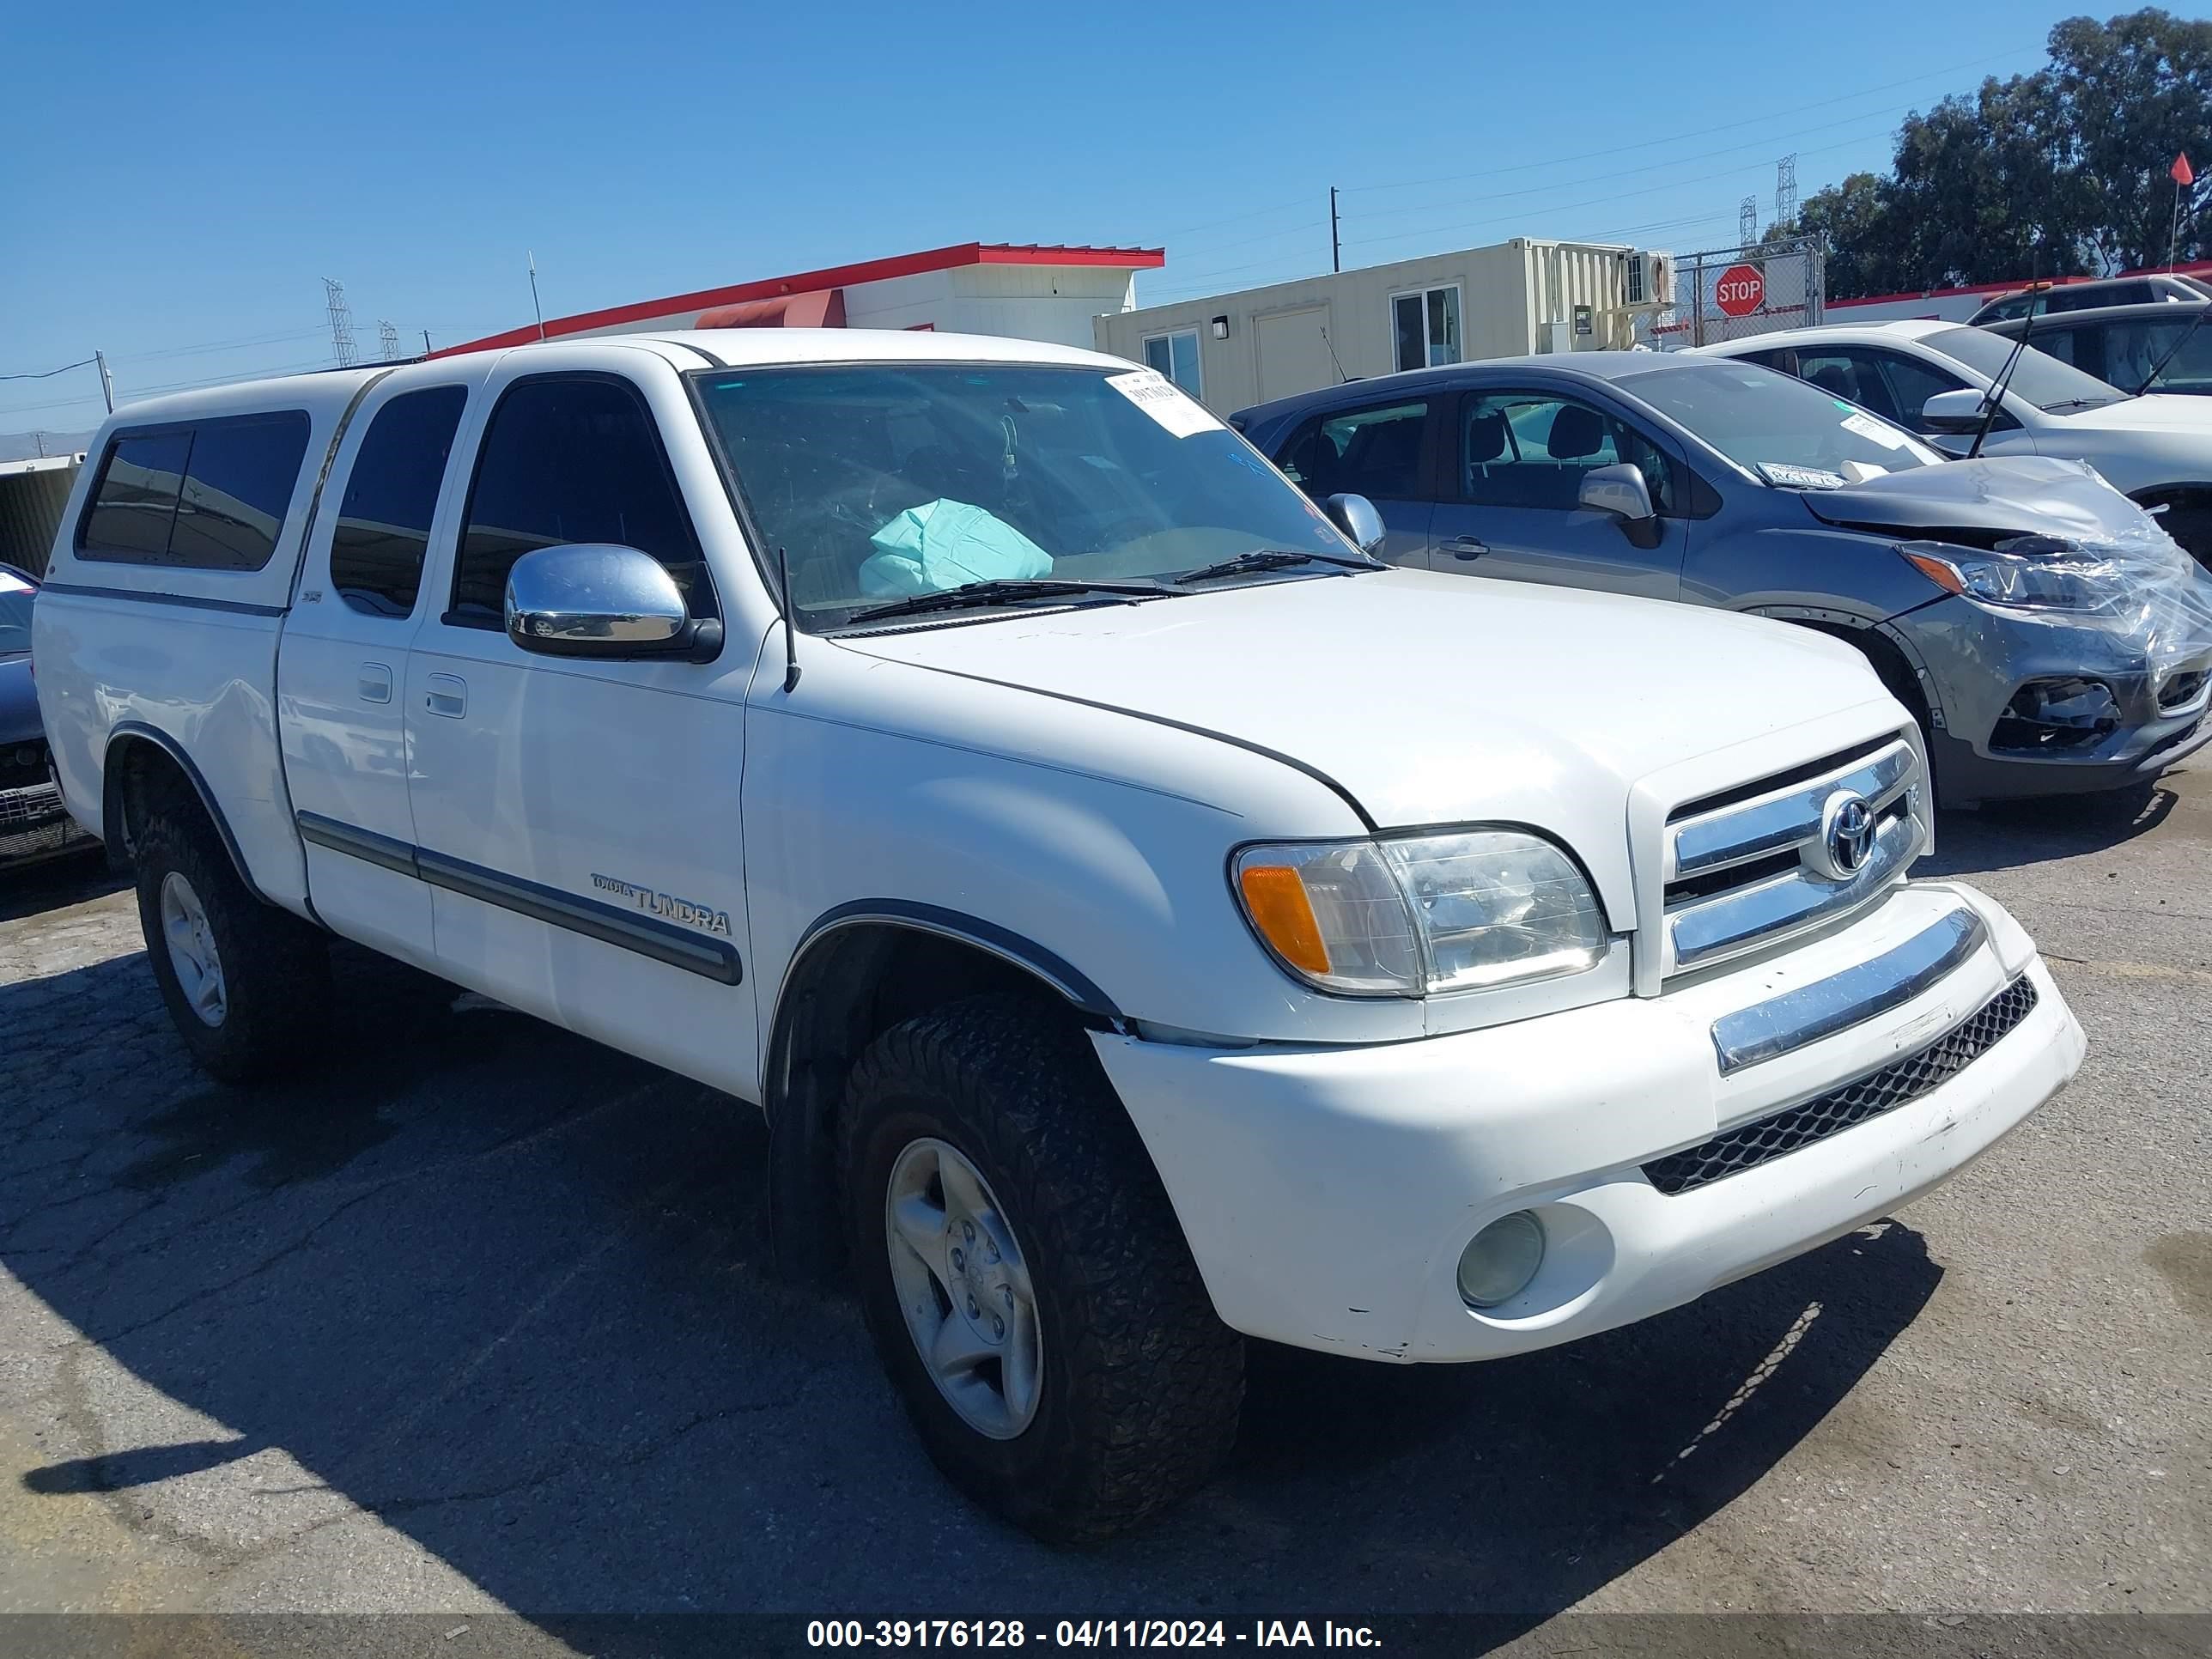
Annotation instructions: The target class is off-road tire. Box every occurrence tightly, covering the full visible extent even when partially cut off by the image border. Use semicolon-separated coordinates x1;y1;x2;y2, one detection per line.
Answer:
842;994;1244;1543
133;800;331;1084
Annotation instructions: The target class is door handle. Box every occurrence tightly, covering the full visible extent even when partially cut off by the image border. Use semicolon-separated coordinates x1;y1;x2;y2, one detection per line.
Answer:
357;663;393;704
424;673;467;719
1443;536;1490;561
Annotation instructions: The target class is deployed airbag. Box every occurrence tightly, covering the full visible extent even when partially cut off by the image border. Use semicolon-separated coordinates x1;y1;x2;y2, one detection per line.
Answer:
859;499;1052;596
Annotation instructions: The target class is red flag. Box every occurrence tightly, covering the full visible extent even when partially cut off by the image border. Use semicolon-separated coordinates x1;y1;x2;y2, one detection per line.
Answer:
2173;153;2195;187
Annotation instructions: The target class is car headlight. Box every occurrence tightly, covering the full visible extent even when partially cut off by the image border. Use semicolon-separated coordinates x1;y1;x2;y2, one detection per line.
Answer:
1232;829;1607;997
1899;538;2124;612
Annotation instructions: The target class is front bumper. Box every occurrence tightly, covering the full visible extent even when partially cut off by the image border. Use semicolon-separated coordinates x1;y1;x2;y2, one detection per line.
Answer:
1092;880;2081;1364
1900;594;2212;799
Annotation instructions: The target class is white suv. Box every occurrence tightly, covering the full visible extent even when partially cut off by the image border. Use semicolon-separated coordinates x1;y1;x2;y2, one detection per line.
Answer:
33;328;2084;1539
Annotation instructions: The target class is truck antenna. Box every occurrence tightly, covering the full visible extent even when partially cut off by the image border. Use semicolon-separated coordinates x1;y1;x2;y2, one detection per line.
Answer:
776;545;802;691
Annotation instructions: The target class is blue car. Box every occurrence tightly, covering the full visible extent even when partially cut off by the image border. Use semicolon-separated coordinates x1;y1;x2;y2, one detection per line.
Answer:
1233;354;2212;804
1;562;97;868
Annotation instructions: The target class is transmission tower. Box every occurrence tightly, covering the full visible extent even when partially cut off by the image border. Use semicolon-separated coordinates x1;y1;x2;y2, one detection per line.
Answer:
1740;195;1758;246
1776;155;1799;232
323;278;359;368
377;319;401;361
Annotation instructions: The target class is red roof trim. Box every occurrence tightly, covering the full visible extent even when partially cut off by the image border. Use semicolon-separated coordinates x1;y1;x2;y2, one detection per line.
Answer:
435;242;1166;356
1829;258;2212;312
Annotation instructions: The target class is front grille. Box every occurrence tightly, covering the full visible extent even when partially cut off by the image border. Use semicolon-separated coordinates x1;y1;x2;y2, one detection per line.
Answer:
1643;975;2039;1196
0;779;67;832
1661;733;1924;977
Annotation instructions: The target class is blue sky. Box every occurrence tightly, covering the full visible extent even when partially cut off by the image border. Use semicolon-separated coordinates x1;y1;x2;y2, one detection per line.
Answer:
1;0;2097;435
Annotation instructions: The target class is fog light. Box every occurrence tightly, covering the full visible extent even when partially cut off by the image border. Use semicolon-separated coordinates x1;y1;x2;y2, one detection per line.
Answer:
1457;1211;1546;1308
1990;677;2120;753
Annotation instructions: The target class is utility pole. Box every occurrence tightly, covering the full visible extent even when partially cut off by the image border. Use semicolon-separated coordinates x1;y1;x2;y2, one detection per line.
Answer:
422;329;434;356
528;251;547;342
377;319;401;362
94;349;115;413
1740;195;1758;247
1776;155;1799;233
1329;186;1341;274
322;278;359;367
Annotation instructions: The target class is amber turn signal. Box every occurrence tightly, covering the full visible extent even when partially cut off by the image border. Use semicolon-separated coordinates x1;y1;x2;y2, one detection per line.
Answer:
1237;864;1331;976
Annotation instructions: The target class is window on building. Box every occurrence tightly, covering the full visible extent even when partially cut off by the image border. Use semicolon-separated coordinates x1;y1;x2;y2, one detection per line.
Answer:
1143;330;1203;398
78;413;310;570
329;386;468;618
451;376;712;627
1278;401;1431;500
1391;286;1462;373
1460;392;1676;513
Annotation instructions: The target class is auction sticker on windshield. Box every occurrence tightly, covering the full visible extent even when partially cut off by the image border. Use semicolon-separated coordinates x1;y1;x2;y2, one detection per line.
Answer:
1840;410;1910;450
1108;368;1223;438
0;571;30;593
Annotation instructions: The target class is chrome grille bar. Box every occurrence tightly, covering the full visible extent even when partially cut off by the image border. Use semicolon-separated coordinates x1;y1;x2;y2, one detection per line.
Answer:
1669;809;1922;970
1671;739;1914;879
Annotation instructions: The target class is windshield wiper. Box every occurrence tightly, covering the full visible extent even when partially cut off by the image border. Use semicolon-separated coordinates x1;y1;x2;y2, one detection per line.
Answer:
1174;549;1380;585
2042;395;2118;413
836;577;1174;628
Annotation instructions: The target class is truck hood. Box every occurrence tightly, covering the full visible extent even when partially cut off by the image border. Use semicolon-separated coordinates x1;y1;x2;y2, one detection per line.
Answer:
835;569;1896;921
0;654;40;748
1797;453;2158;542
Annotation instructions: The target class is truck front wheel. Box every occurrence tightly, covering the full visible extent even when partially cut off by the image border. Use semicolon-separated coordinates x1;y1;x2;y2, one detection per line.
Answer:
133;802;331;1084
841;994;1243;1542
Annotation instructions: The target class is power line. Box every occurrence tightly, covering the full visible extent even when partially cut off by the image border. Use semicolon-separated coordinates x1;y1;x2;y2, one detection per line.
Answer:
1335;44;2044;198
0;356;97;383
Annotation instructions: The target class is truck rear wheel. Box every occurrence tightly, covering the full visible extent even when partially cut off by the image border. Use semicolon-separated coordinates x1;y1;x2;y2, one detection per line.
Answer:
841;994;1243;1543
133;803;331;1084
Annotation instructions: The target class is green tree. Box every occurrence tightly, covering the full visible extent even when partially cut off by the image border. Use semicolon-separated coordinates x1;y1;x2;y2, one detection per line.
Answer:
1799;8;2212;299
2046;9;2212;269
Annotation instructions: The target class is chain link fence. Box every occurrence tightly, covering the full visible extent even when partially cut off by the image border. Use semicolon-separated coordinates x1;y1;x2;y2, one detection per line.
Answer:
1637;236;1825;350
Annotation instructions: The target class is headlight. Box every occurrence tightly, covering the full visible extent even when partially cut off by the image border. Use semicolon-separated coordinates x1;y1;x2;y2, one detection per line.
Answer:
1233;829;1606;997
1899;539;2123;612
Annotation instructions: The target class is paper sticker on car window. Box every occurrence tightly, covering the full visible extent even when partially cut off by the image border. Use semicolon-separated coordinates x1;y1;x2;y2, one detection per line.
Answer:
0;571;31;594
1108;369;1222;438
1840;411;1909;450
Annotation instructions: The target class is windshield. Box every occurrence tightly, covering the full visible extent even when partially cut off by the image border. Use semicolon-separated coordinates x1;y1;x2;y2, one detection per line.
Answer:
1616;360;1944;485
1924;326;2127;413
690;363;1355;629
0;570;33;654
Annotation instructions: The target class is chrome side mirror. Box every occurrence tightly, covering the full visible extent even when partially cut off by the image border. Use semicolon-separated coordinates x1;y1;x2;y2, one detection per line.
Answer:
1920;388;1990;434
1577;463;1655;523
504;544;720;662
1322;492;1387;555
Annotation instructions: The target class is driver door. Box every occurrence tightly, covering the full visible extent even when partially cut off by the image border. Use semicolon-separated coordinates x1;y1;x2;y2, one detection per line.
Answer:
1425;388;1688;600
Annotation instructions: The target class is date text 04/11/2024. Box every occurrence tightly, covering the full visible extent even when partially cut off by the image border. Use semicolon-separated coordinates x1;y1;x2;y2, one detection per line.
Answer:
805;1620;1382;1649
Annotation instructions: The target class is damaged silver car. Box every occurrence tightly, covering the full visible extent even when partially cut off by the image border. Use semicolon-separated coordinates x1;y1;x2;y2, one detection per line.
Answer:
1234;354;2212;803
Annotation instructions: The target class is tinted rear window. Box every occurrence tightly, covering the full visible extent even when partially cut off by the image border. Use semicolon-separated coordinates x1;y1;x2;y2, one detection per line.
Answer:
79;412;311;570
330;386;468;617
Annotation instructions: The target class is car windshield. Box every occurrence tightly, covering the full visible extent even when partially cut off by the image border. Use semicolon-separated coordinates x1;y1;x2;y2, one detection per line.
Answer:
0;571;33;654
690;362;1358;630
1616;361;1944;485
1923;326;2128;413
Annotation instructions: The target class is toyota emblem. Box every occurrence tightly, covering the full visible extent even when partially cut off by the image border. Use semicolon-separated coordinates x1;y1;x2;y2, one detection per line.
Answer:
1822;793;1876;877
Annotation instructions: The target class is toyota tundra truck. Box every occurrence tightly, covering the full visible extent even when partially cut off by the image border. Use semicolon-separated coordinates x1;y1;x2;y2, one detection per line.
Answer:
32;329;2086;1540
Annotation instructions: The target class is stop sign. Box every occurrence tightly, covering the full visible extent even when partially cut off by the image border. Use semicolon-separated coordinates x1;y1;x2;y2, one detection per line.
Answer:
1715;263;1766;318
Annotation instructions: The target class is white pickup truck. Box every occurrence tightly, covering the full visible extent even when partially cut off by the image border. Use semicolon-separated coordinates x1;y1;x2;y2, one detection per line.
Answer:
34;329;2085;1540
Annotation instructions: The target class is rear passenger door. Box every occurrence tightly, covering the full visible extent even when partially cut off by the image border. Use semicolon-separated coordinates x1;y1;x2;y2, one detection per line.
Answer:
1425;387;1688;600
1271;398;1437;567
280;378;472;966
401;362;757;1097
